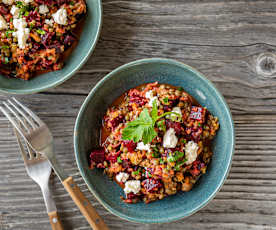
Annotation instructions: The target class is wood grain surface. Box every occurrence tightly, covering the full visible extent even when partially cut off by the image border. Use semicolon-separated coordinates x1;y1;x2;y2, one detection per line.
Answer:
1;0;276;229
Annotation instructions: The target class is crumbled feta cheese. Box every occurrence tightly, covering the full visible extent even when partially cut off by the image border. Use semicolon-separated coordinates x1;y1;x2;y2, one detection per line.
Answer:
22;0;33;4
124;180;141;194
52;8;67;25
136;142;151;152
12;18;29;49
39;5;49;14
163;128;178;148
13;28;30;49
170;107;182;120
13;18;27;30
10;5;20;18
185;141;199;165
0;15;7;30
45;19;54;26
2;0;13;5
145;90;159;107
116;172;129;183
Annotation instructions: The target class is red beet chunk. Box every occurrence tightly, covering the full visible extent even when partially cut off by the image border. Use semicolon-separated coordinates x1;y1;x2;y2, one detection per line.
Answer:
189;106;206;123
0;4;8;15
106;151;121;163
166;120;182;135
108;115;124;130
128;89;147;106
123;140;137;152
142;178;162;192
90;148;105;164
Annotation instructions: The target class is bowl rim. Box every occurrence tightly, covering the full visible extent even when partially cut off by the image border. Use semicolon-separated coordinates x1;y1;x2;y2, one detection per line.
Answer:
74;58;235;223
0;0;102;95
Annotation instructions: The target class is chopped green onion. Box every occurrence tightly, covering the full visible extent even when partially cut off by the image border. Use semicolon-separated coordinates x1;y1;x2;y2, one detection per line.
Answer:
70;1;74;5
181;139;187;144
4;57;9;64
157;120;166;132
36;29;46;35
159;159;165;164
133;168;141;175
117;156;122;163
198;123;201;127
175;159;188;171
163;97;169;104
152;152;160;158
16;1;23;7
1;45;9;49
24;11;29;16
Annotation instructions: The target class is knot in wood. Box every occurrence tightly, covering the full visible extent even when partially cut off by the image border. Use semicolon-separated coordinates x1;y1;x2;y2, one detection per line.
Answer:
256;53;276;77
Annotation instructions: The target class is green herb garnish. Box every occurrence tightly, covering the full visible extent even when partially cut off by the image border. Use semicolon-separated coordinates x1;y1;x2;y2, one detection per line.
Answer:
117;156;122;163
152;151;160;158
175;159;188;171
122;100;181;144
167;151;185;162
159;159;165;164
198;122;201;127
177;87;184;91
1;45;9;49
133;168;141;175
163;97;169;104
5;30;14;37
4;57;9;64
157;119;166;132
181;139;187;144
36;29;46;35
24;11;29;16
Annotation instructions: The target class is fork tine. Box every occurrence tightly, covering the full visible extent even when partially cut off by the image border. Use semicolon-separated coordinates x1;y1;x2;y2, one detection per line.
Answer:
8;99;37;129
2;102;30;132
13;129;29;163
0;105;27;138
25;140;36;159
12;98;45;126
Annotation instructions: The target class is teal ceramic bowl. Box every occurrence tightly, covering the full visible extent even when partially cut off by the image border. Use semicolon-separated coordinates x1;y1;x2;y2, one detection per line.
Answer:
0;0;102;95
74;58;235;223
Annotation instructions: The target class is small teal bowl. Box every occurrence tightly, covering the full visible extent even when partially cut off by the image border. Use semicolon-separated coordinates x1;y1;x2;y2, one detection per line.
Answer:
74;58;235;223
0;0;102;94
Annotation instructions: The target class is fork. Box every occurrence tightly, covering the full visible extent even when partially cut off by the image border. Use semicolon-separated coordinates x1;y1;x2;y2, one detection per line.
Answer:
13;130;64;230
0;98;109;230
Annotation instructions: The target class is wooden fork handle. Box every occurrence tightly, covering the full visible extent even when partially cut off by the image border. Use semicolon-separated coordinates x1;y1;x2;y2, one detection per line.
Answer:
48;211;64;230
62;177;109;230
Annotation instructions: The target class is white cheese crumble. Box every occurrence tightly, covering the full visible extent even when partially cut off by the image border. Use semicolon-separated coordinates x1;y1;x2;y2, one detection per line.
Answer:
10;5;20;18
52;8;67;25
0;15;7;30
124;180;141;194
22;0;33;4
2;0;13;5
45;19;54;26
185;141;199;165
163;128;178;148
145;90;159;107
39;5;49;14
116;172;129;183
12;18;29;49
136;142;151;152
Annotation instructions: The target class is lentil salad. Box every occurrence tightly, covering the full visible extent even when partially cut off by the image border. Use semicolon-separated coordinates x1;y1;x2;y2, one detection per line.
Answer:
0;0;86;80
90;82;219;204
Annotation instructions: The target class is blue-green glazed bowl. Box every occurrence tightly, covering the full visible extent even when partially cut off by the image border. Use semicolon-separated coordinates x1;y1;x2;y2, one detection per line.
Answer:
0;0;102;95
74;58;235;223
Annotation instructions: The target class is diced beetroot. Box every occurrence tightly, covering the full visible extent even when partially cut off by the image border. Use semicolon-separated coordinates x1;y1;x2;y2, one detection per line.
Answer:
189;106;206;123
106;151;121;163
142;178;162;192
123;140;137;152
166;120;182;135
128;89;147;106
64;34;76;47
127;192;138;199
42;32;54;47
26;11;41;23
90;148;105;164
108;115;124;130
35;0;53;5
0;4;8;15
163;105;171;112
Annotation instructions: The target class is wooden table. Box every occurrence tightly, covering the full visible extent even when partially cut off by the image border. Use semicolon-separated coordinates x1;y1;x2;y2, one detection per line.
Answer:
1;0;276;229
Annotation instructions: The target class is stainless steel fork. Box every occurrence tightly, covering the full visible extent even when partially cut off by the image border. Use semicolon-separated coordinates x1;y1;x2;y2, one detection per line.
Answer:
14;130;64;230
0;98;109;230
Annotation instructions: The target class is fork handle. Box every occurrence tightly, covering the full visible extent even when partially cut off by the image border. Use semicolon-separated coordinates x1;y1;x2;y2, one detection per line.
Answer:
62;177;109;230
48;211;64;230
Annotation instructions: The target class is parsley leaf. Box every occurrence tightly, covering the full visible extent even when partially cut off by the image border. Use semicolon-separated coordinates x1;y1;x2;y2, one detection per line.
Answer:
122;99;181;144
